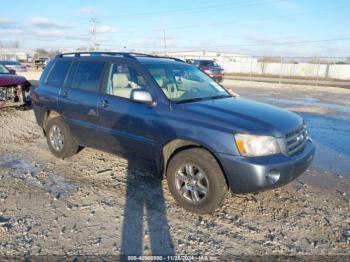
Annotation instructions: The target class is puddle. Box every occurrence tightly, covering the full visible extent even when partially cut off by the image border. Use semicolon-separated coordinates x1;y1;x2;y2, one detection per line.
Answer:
0;154;78;196
264;97;350;114
302;113;350;177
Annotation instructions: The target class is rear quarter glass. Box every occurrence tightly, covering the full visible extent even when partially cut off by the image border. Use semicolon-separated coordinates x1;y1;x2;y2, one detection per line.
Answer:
46;61;72;86
39;60;55;84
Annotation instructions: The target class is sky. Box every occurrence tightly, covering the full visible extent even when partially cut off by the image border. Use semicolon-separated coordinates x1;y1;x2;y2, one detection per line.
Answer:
0;0;349;57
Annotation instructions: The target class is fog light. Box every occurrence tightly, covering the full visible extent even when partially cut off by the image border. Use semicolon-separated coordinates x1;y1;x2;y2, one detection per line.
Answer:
266;170;280;185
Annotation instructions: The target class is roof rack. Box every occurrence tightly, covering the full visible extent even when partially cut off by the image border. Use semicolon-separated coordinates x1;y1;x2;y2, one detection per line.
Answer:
55;52;185;63
55;52;136;59
127;53;185;63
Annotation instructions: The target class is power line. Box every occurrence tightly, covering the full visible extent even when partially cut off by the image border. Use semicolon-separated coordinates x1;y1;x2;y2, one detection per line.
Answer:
151;3;347;32
104;0;273;18
131;37;350;50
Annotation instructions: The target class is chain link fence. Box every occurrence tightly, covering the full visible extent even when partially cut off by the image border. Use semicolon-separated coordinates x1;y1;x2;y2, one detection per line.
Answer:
169;52;350;85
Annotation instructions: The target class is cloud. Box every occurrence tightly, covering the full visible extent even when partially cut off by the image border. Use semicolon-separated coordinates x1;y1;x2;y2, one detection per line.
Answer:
76;6;99;15
0;17;16;28
269;0;305;14
95;25;118;33
29;17;76;29
30;29;90;41
0;28;23;36
0;27;89;42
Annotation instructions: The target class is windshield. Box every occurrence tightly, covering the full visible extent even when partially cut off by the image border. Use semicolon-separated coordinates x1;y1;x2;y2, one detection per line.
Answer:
0;64;10;74
145;63;230;103
200;60;219;67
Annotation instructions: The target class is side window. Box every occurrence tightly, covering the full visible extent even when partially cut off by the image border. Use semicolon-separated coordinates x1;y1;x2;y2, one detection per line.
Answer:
47;61;71;86
71;61;105;93
106;63;149;99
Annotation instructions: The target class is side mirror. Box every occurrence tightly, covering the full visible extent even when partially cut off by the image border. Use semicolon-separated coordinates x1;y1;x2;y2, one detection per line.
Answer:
9;69;16;75
130;89;156;107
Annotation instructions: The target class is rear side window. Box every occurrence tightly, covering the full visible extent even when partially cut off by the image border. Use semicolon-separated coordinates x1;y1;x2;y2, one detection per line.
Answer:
47;61;71;86
71;61;104;93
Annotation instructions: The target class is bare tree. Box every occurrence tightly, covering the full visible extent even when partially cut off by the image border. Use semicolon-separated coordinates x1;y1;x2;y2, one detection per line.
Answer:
34;49;60;58
259;56;280;63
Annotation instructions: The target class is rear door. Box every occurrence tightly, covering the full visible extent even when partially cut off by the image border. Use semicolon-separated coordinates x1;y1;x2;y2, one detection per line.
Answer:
58;59;106;148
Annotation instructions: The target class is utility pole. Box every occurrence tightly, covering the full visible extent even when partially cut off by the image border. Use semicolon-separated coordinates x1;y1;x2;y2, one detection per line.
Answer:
163;29;167;56
90;18;100;51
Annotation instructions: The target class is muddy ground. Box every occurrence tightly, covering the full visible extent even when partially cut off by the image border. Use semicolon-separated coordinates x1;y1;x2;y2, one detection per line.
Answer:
0;73;349;258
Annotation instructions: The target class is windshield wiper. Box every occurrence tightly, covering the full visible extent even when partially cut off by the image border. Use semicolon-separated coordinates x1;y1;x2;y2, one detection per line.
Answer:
175;94;231;104
209;94;231;100
175;97;208;104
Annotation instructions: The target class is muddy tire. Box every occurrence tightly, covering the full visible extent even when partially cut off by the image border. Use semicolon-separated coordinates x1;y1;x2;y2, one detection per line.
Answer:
45;116;80;159
167;148;228;214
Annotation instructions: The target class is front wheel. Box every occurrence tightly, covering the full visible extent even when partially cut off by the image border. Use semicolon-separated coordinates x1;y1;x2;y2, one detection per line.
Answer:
166;148;228;214
45;116;81;159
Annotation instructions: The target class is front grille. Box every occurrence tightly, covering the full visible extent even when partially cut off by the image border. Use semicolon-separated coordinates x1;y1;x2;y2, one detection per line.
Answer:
285;125;309;156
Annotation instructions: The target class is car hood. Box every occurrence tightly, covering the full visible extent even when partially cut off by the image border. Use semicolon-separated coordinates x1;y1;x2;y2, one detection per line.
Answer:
0;74;26;86
174;97;303;137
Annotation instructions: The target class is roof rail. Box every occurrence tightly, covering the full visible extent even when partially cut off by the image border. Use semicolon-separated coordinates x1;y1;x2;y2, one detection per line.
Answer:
128;53;185;63
55;51;185;63
55;52;137;59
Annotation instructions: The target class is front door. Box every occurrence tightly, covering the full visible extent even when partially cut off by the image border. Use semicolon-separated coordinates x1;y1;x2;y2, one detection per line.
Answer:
96;62;160;161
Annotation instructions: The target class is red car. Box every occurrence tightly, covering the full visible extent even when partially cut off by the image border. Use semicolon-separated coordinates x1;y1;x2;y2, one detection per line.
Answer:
192;59;224;83
0;64;31;106
0;64;26;86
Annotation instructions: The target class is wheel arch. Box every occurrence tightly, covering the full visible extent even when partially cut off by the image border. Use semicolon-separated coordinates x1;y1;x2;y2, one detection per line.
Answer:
42;110;61;134
161;138;228;185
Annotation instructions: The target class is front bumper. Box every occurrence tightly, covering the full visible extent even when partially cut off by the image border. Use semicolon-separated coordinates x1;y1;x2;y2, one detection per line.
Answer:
218;140;315;193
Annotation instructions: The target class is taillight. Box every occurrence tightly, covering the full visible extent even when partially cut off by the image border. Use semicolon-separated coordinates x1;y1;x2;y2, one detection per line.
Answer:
202;67;211;74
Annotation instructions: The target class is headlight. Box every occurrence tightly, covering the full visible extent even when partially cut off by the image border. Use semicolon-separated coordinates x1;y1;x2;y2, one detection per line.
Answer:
234;133;281;157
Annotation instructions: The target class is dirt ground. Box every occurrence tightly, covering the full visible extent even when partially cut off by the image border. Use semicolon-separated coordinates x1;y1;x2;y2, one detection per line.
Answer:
0;72;349;258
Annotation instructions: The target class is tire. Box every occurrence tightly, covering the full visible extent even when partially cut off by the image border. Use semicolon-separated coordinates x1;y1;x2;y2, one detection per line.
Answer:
167;148;228;214
45;116;80;159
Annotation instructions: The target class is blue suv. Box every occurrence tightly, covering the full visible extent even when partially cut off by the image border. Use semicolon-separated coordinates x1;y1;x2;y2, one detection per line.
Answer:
32;52;315;214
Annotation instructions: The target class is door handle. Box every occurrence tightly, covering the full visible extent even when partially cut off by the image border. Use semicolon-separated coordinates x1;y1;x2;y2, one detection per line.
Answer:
62;90;68;98
99;100;109;108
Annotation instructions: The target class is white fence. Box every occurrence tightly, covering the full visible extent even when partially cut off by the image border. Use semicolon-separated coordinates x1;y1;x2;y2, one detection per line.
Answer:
220;60;350;80
174;54;350;81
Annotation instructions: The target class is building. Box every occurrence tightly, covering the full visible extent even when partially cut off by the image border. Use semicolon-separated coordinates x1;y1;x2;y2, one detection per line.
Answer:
0;48;31;61
154;51;257;64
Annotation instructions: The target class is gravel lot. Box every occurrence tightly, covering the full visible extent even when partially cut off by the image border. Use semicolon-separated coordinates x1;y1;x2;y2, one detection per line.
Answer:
0;71;349;258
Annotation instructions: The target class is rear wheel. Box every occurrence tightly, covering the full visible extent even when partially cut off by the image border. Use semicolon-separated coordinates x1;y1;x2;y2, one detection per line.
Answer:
46;116;81;159
167;148;228;214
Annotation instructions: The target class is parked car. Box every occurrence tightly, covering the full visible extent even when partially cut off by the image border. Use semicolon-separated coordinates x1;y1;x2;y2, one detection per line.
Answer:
191;59;224;83
35;57;50;69
32;52;315;214
0;64;26;87
0;60;27;72
0;64;30;104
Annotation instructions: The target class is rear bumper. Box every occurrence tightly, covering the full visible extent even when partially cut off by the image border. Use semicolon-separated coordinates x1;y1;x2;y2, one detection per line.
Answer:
209;74;224;82
218;140;315;193
32;104;45;128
